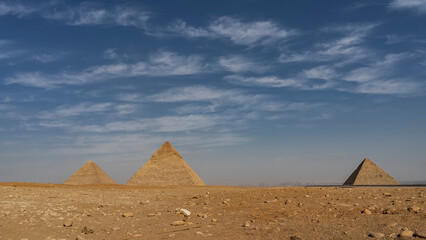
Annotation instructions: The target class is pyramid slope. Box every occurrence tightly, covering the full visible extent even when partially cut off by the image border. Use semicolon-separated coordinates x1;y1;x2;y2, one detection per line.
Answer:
344;158;399;185
127;141;205;186
65;161;116;185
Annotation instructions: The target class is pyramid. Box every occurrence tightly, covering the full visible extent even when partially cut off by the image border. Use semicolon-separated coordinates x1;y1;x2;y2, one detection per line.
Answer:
127;141;205;186
343;158;399;185
64;161;116;185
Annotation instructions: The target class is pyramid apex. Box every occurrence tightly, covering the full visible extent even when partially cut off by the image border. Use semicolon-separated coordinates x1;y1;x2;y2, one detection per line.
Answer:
87;160;95;164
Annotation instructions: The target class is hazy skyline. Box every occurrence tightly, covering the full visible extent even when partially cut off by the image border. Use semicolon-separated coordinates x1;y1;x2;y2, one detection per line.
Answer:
0;0;425;185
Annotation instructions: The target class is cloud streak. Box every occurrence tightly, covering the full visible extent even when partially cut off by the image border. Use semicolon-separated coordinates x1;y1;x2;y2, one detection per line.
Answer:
5;51;207;88
163;16;295;47
389;0;426;14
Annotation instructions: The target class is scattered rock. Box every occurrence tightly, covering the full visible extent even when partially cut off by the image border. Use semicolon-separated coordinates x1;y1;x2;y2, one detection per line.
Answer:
133;234;143;237
179;208;191;217
81;226;94;234
290;235;302;240
171;220;185;226
63;220;73;227
211;219;218;222
242;221;251;227
361;209;372;215
197;212;207;218
368;232;385;238
285;199;292;204
122;212;133;217
399;230;414;237
383;193;391;197
147;213;156;217
408;206;421;213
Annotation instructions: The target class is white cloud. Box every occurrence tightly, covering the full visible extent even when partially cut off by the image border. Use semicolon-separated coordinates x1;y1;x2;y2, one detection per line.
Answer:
72;114;222;133
103;48;118;59
225;74;302;88
279;24;376;65
218;55;267;73
5;51;207;88
0;1;40;17
36;102;136;119
164;16;295;46
42;3;150;28
389;0;426;14
0;39;24;60
304;66;337;80
146;86;237;102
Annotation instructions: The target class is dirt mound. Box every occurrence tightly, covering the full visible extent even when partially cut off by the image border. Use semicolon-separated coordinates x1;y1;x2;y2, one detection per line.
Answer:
64;161;116;185
127;141;205;186
344;158;400;185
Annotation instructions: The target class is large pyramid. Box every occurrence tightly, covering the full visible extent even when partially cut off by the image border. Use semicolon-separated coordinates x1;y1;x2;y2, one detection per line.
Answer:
343;158;399;185
64;161;116;185
127;141;205;186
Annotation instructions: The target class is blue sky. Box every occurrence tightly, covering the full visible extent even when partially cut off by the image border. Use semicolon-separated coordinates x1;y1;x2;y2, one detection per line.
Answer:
0;0;425;185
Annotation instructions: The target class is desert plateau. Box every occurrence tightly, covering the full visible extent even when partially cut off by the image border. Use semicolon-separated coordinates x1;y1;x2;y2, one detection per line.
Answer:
0;183;425;240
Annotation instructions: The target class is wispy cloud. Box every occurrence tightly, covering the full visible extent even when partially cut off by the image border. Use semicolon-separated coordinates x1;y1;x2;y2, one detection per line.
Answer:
42;2;150;28
342;53;421;94
225;75;302;88
0;1;150;28
0;1;41;17
5;51;208;88
218;55;268;73
0;39;24;60
36;102;136;119
163;16;295;47
389;0;426;14
278;23;377;65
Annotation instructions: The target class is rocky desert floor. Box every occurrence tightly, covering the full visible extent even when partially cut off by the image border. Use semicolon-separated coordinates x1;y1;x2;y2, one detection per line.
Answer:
0;183;425;240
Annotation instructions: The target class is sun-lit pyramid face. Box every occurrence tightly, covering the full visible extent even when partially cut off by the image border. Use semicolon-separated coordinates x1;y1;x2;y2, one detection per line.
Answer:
64;161;116;185
127;141;205;186
344;158;400;185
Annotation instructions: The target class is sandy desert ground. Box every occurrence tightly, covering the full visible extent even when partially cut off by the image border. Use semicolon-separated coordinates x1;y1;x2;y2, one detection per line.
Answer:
0;183;425;240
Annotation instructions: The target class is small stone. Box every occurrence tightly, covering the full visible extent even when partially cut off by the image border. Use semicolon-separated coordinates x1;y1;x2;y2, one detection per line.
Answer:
415;230;426;238
285;199;292;204
112;227;121;231
195;231;203;235
171;220;185;226
122;212;133;217
196;213;207;218
361;209;372;215
243;222;251;227
408;206;421;213
290;235;302;240
179;208;191;217
368;232;385;238
211;218;218;222
147;213;156;217
383;193;391;197
81;226;94;234
63;220;73;227
133;234;143;237
399;230;414;237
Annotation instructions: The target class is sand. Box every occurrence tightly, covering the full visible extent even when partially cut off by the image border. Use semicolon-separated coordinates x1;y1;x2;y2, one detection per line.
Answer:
0;182;424;239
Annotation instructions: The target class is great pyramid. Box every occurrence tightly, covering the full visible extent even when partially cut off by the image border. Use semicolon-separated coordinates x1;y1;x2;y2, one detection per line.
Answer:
127;141;205;186
343;158;399;185
64;161;116;185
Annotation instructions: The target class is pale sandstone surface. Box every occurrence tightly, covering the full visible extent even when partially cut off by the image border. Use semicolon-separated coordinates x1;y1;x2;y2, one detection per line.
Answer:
0;183;424;239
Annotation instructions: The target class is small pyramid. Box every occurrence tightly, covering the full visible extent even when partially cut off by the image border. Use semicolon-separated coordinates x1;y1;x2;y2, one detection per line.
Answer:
343;158;399;185
64;161;116;185
127;141;205;186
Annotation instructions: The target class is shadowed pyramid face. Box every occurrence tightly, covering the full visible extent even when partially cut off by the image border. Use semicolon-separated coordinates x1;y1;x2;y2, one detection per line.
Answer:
127;141;205;186
64;161;116;185
344;158;399;185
